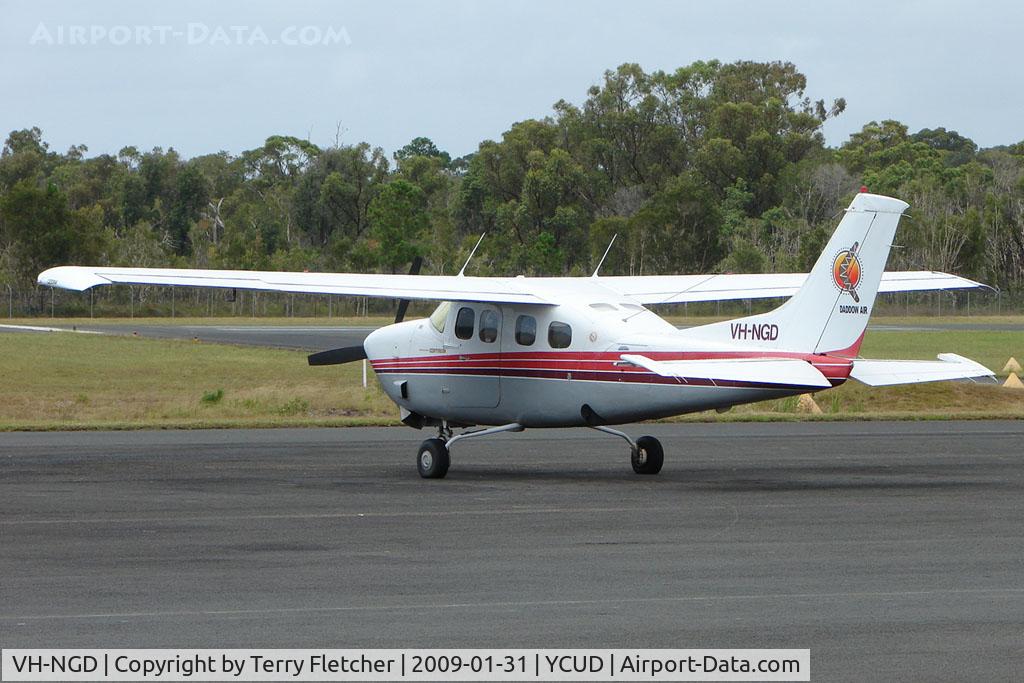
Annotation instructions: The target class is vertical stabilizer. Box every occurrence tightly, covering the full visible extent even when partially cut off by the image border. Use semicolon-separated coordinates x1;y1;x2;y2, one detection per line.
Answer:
683;192;909;355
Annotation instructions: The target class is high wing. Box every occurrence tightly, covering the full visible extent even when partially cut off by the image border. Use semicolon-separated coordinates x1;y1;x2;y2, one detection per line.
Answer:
849;353;995;386
619;354;832;388
37;265;986;306
37;266;551;305
598;271;987;305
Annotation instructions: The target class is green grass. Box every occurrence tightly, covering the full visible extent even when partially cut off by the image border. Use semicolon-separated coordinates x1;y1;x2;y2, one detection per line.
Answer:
859;328;1022;374
1;318;1022;430
0;332;396;430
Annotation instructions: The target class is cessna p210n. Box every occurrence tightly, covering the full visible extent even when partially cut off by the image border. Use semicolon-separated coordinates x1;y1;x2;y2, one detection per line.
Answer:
39;191;994;478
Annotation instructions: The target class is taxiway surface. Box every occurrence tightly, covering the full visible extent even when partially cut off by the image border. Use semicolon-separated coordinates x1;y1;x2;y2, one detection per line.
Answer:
2;421;1022;680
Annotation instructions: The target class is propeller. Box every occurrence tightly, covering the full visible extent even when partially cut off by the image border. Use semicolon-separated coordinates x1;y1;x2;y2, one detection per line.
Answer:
307;345;366;366
393;255;423;324
307;256;423;367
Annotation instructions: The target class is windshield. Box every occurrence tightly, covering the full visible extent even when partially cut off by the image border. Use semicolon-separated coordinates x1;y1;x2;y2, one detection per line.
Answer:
429;301;451;333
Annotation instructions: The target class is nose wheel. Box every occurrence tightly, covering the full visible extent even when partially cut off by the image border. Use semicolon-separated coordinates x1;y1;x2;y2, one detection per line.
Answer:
417;438;450;478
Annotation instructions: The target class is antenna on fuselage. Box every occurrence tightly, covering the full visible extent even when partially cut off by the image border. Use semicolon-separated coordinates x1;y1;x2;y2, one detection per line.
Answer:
591;233;618;277
458;233;486;277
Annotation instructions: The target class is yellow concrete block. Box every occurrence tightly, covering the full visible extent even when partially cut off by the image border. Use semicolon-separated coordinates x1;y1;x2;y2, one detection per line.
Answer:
1003;372;1024;390
797;393;823;414
1001;357;1022;374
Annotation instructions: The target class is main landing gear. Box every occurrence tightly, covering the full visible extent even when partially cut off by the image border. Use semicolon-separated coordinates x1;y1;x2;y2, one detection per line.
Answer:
416;421;663;478
591;426;664;475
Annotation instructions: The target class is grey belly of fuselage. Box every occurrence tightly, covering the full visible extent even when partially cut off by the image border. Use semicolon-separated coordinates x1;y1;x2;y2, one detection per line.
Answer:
380;373;801;428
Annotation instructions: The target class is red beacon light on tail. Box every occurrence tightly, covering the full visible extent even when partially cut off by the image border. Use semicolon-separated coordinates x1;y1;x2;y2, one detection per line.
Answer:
860;185;869;193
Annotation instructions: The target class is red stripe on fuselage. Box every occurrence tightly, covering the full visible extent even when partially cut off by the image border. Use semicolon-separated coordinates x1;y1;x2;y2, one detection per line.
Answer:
370;350;852;388
373;365;843;390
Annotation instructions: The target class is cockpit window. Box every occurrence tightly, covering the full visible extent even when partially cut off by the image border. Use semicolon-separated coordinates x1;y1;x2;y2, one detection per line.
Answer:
429;301;451;333
454;307;475;340
548;321;572;349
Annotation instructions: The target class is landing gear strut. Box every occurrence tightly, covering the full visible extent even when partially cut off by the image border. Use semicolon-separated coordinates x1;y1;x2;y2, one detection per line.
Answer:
416;422;663;478
590;426;664;475
416;422;525;479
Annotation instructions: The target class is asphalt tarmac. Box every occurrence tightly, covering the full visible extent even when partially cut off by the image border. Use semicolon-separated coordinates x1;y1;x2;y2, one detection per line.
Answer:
2;421;1022;681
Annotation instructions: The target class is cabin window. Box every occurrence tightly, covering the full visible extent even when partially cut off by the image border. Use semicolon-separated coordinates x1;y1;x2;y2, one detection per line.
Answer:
479;309;499;343
455;307;475;340
548;321;572;349
429;301;451;333
515;315;536;346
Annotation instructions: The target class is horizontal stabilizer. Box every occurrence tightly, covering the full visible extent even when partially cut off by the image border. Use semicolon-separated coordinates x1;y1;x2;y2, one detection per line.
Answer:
602;270;988;305
850;353;994;386
619;354;832;388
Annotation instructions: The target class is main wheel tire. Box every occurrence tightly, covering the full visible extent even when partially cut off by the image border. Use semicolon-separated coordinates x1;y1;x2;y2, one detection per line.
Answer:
417;438;450;479
632;436;664;475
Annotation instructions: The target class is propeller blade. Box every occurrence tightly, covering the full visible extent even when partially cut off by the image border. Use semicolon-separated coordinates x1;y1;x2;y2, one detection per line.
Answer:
394;255;423;324
307;345;367;366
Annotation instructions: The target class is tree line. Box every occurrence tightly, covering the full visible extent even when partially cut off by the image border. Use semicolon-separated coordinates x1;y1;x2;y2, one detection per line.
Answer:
2;59;1023;314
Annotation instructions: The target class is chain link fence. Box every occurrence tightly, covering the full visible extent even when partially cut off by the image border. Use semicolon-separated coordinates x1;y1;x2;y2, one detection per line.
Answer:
3;283;1017;320
3;285;409;320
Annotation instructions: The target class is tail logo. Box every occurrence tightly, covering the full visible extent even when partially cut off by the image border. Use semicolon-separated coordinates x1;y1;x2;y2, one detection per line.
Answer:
832;242;862;302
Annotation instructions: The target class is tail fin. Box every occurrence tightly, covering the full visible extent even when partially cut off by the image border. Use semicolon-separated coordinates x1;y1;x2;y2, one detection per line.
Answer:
684;191;909;355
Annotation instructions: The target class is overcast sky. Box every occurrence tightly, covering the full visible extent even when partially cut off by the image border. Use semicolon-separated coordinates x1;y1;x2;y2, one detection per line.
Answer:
1;0;1021;160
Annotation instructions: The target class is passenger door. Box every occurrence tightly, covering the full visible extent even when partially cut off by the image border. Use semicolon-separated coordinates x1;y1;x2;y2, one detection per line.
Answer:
443;304;502;408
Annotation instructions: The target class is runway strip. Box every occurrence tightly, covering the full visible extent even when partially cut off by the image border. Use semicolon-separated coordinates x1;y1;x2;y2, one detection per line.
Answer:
1;421;1022;680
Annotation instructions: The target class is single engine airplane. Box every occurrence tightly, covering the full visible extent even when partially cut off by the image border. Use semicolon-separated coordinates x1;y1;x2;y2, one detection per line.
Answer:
39;191;994;477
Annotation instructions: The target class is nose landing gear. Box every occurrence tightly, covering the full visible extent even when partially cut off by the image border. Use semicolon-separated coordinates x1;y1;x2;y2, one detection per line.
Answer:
416;422;525;479
416;438;450;478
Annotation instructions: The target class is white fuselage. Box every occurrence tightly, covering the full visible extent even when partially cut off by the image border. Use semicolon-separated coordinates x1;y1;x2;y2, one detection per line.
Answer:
364;298;851;428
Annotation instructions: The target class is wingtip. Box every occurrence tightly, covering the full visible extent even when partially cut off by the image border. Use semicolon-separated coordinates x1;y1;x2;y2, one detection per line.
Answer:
36;266;107;291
